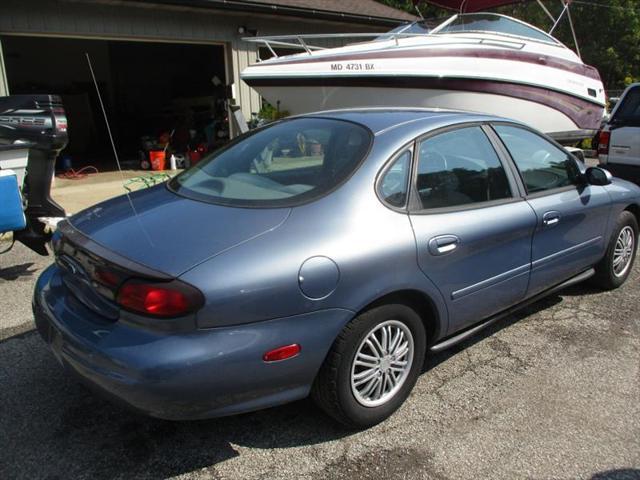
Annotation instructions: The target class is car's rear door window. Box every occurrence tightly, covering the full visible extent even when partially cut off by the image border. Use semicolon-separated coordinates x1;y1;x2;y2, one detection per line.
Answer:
493;125;581;194
414;126;512;210
169;118;372;207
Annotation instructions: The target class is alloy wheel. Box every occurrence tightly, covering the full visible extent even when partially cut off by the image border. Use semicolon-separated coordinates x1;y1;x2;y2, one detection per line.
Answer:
350;320;414;407
613;226;635;278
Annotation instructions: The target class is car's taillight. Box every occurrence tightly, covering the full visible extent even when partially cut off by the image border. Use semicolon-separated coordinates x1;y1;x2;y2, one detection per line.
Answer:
597;130;610;156
116;279;204;317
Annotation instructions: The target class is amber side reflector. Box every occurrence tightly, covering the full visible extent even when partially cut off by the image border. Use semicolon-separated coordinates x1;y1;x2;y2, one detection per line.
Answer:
263;344;301;362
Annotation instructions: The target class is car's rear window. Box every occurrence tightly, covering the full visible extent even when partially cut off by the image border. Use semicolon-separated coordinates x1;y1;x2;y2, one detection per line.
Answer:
168;118;372;207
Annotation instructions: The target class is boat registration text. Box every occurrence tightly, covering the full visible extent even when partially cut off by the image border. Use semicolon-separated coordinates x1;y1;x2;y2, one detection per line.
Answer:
330;63;375;71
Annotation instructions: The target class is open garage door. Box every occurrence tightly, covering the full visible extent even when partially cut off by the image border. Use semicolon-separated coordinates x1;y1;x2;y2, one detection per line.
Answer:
1;36;229;171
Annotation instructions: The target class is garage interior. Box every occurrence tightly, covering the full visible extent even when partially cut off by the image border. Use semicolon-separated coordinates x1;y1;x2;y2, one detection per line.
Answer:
1;35;229;171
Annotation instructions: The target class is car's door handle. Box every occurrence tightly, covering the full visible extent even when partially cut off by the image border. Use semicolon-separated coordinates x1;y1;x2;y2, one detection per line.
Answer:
542;211;561;227
428;235;460;256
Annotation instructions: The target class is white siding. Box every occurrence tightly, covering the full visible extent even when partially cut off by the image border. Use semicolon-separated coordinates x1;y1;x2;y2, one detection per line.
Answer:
232;37;261;118
0;40;8;96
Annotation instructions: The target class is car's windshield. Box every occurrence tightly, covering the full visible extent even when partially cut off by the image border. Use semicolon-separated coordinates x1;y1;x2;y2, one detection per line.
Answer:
376;21;430;40
168;118;372;207
433;13;558;44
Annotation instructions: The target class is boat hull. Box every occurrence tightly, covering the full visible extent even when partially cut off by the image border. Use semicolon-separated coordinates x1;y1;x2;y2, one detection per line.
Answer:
245;77;603;141
242;34;606;142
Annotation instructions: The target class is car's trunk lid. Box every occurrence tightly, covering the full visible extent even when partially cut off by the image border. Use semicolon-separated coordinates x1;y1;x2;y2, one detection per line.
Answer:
67;184;290;277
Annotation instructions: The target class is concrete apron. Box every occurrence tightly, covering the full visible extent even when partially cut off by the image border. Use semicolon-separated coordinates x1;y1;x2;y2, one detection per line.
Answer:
52;170;179;215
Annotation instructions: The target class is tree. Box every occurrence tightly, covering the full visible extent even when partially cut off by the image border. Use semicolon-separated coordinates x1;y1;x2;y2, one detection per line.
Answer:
379;0;640;91
380;0;450;17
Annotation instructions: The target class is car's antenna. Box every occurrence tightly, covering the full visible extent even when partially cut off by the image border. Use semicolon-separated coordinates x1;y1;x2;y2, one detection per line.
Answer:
85;52;154;247
85;53;125;180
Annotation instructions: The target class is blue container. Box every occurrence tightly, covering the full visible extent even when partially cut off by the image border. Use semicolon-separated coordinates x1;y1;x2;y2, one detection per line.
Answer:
60;155;73;172
0;170;26;234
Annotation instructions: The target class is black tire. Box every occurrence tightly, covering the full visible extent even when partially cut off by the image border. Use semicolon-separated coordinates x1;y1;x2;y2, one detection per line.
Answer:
311;303;426;429
591;210;638;290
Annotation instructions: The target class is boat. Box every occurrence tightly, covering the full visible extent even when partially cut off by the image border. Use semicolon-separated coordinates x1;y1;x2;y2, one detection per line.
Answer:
240;0;605;143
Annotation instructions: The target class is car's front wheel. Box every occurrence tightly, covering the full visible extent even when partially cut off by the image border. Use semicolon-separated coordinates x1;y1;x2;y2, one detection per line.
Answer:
592;210;638;290
312;303;426;429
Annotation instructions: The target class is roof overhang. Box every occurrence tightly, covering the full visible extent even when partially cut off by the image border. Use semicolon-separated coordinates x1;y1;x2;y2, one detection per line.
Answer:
425;0;532;13
121;0;414;26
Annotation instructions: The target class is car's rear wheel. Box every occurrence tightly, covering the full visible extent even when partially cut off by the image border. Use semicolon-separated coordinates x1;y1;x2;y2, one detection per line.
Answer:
592;211;638;290
312;304;426;429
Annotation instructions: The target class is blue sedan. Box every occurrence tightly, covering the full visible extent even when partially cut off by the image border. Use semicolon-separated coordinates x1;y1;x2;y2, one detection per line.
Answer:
33;109;640;428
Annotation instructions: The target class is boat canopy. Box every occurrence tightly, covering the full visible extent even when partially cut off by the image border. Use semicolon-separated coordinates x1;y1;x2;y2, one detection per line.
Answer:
426;0;531;12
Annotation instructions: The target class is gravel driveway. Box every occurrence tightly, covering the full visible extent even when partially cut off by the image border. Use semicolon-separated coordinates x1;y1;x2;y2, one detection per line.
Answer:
1;242;638;480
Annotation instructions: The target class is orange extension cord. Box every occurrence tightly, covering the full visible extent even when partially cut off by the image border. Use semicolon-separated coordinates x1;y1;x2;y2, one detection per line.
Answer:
56;166;99;180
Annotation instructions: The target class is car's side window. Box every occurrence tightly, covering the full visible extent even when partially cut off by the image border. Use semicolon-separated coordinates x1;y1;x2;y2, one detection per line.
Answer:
494;125;581;194
612;86;640;125
415;126;512;210
379;149;412;208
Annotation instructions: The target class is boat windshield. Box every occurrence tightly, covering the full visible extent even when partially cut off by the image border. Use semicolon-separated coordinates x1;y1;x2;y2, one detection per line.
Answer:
433;13;558;44
376;21;430;40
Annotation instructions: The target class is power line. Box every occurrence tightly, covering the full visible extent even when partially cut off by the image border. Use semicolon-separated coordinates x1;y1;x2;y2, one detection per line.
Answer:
571;0;640;11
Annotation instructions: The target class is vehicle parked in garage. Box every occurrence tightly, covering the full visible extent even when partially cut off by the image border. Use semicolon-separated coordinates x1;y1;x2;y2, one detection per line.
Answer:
596;83;640;184
33;109;640;428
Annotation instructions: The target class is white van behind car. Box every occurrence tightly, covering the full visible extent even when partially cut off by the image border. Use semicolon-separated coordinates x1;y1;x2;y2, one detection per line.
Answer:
597;83;640;183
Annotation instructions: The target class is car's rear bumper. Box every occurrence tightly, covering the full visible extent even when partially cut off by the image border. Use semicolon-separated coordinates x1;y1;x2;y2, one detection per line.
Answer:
33;264;353;420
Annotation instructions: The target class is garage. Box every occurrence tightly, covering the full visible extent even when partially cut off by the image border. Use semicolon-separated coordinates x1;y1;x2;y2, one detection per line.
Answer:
0;0;414;172
1;35;229;170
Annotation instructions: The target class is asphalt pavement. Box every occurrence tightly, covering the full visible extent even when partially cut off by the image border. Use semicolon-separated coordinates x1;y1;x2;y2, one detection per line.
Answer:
0;241;639;480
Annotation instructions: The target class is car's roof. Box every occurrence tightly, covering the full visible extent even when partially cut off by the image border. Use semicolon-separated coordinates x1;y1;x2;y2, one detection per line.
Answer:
298;108;514;136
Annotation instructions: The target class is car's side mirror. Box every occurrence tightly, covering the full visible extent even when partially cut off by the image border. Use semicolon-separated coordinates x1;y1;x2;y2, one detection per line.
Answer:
585;166;612;186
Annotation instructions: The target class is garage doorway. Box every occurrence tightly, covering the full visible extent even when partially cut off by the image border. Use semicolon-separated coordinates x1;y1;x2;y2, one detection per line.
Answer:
1;35;229;170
